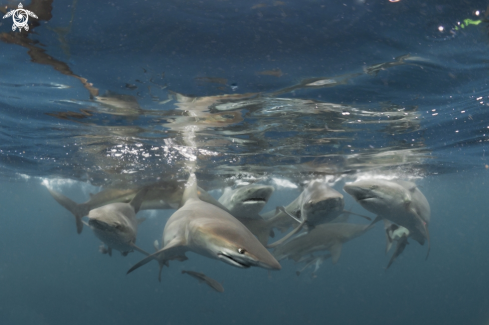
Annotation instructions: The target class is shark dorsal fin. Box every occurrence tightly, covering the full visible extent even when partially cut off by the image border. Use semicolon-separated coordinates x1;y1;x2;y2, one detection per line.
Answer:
130;188;149;214
330;241;342;264
181;174;199;206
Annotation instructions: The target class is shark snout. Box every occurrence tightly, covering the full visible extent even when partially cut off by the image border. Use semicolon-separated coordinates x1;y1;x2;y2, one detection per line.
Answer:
218;247;281;270
88;219;112;231
343;184;372;201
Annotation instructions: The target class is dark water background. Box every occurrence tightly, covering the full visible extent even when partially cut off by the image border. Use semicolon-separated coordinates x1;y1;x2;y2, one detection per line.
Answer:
1;171;489;325
1;0;489;324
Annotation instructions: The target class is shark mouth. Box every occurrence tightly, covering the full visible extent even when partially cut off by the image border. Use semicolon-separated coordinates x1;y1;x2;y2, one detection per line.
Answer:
88;219;113;231
218;252;251;268
243;198;267;204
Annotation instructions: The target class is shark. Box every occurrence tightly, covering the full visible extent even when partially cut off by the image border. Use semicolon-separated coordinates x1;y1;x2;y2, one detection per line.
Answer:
343;179;431;261
227;180;368;247
273;222;374;264
87;189;150;257
126;174;281;281
295;253;332;278
384;220;410;269
265;181;346;248
181;270;224;293
218;184;274;219
47;180;227;234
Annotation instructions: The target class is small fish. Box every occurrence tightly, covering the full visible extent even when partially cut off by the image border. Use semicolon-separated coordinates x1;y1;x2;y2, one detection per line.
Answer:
181;270;224;293
256;69;283;77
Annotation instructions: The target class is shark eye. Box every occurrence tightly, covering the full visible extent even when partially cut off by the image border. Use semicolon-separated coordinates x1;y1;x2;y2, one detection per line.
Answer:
238;248;246;254
114;223;122;230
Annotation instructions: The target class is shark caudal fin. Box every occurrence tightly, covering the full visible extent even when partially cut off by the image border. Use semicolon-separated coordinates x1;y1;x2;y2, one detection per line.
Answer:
384;220;394;254
386;235;409;269
47;188;88;234
129;188;149;214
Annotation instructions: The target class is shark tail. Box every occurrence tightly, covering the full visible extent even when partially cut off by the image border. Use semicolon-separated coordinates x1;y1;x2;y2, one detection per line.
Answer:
384;220;395;254
386;235;409;269
47;188;88;234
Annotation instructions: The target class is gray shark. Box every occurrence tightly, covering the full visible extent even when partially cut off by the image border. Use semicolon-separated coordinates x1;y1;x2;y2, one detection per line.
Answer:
384;220;410;269
343;179;430;258
236;181;368;247
295;253;331;278
265;181;345;248
273;222;374;264
127;174;281;281
218;184;274;219
87;189;149;257
181;270;224;293
47;180;227;234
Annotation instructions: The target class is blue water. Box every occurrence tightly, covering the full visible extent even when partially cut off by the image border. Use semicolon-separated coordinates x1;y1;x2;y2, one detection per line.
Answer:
1;0;489;324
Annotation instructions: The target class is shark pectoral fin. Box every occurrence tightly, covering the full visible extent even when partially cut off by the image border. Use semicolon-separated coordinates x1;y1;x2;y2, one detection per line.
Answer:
276;206;301;223
47;188;88;234
386;235;409;269
130;188;149;214
75;218;84;234
131;244;151;256
137;217;147;225
290;254;302;262
266;219;307;249
329;242;342;264
334;206;351;223
127;239;185;282
413;213;430;260
370;215;383;226
384;220;393;254
424;225;431;261
108;247;112;257
341;209;372;221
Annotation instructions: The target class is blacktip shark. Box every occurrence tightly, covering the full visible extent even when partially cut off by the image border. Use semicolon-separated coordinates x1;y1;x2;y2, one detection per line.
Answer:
265;181;346;248
273;222;374;264
87;189;150;257
295;253;332;278
218;184;274;219
384;220;410;269
181;270;224;293
47;180;227;234
343;179;431;260
127;174;281;281
234;180;369;247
